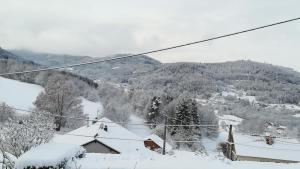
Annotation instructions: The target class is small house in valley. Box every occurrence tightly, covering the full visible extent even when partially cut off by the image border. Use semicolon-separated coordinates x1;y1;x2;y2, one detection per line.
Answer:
144;134;172;152
53;117;149;155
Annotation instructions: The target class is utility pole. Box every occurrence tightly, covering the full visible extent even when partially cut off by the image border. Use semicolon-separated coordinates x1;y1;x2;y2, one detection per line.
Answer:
162;116;167;155
227;125;236;161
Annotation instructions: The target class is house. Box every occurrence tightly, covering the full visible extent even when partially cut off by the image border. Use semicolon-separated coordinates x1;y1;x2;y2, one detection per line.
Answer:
53;117;150;155
218;132;300;163
14;143;85;169
144;134;172;152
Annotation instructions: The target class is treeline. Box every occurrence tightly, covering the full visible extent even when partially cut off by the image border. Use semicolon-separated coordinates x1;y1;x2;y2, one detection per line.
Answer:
130;61;300;104
0;48;99;100
97;83;219;150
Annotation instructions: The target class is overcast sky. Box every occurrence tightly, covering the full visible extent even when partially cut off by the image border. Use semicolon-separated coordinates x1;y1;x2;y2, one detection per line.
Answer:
0;0;299;71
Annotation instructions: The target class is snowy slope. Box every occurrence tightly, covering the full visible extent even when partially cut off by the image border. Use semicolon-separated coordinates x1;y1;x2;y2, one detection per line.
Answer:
0;76;43;113
127;115;152;137
81;97;103;120
0;76;103;117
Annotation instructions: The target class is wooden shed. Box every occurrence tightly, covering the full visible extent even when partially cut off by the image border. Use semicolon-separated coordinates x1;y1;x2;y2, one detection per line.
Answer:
143;134;172;152
144;139;161;151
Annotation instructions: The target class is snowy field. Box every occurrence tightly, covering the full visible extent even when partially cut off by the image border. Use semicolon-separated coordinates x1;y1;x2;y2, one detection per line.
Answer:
218;114;244;126
81;97;103;120
0;76;43;113
221;90;257;104
67;151;300;169
0;76;103;117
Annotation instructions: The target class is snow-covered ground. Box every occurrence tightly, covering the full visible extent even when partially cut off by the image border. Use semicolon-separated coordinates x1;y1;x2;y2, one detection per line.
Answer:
127;114;152;137
67;151;300;169
268;104;300;111
81;97;103;120
218;114;244;126
222;90;257;104
0;76;43;114
0;76;103;117
233;134;300;162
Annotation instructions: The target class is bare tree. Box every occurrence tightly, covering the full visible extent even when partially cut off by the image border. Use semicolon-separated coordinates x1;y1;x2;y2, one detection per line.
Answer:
34;75;84;131
0;102;15;122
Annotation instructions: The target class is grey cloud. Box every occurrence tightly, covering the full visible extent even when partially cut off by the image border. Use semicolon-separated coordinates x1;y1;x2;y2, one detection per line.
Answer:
0;0;299;71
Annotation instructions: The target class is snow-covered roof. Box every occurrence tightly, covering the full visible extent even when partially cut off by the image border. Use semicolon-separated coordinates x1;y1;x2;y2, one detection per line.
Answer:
218;132;300;162
144;134;172;151
53;117;152;155
14;143;85;169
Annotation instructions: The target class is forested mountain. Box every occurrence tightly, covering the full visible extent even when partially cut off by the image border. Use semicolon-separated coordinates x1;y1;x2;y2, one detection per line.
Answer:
6;48;300;139
133;61;300;104
9;49;300;104
10;49;161;83
0;47;99;100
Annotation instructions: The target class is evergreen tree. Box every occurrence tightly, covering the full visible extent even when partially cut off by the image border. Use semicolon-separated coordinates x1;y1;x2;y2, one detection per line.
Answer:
145;96;161;127
171;97;201;149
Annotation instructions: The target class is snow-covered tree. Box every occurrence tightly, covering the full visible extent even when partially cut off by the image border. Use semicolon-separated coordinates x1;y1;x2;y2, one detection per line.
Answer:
170;96;201;149
198;106;219;138
103;101;131;125
34;75;84;131
0;145;15;169
145;96;162;127
0;102;15;122
0;110;54;157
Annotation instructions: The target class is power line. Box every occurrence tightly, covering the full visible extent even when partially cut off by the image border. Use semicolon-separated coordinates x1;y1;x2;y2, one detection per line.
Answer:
2;105;221;127
0;17;299;76
65;133;145;142
62;134;300;151
7;107;300;151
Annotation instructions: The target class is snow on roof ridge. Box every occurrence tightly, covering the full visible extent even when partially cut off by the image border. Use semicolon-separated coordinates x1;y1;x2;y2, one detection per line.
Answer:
52;117;151;154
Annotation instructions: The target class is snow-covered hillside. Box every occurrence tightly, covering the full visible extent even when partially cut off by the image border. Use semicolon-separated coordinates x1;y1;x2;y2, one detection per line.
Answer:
81;97;103;120
0;76;43;114
0;76;103;118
